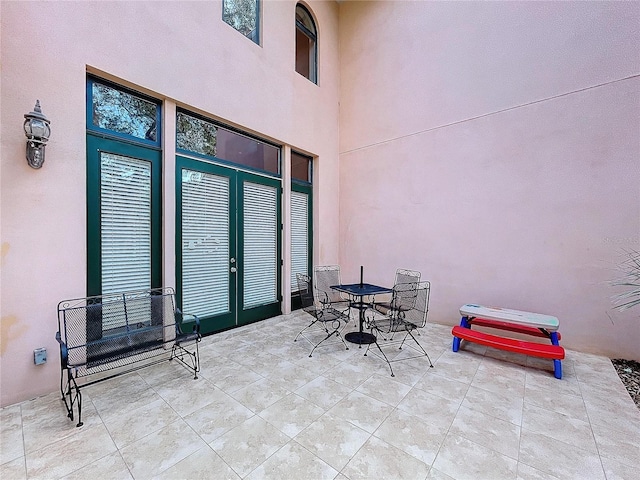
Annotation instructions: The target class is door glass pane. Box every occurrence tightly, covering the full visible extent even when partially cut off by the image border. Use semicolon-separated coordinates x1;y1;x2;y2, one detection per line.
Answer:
100;153;152;297
181;169;231;317
243;182;277;308
291;191;309;292
92;82;158;141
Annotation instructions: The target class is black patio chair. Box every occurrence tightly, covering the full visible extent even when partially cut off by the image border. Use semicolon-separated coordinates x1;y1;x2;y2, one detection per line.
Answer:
373;268;421;316
313;265;351;317
365;281;433;376
294;273;350;357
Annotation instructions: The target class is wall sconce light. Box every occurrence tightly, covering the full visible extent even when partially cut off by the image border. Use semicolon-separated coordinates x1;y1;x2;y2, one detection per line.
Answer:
23;100;51;169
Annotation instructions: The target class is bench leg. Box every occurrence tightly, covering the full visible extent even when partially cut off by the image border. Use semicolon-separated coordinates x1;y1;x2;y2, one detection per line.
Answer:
550;332;562;379
76;391;84;427
452;316;471;352
61;369;83;427
553;359;562;379
171;342;200;380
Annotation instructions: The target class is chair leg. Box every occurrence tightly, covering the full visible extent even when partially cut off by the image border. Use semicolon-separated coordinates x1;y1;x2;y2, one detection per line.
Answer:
364;337;395;377
404;330;433;367
294;320;317;343
374;340;395;377
308;324;346;357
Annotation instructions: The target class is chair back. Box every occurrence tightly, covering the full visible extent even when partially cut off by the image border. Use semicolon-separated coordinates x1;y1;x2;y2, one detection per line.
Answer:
395;268;421;286
392;281;430;328
313;265;344;303
296;273;315;310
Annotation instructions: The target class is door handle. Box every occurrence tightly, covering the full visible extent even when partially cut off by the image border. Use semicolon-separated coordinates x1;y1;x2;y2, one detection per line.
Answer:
230;267;237;273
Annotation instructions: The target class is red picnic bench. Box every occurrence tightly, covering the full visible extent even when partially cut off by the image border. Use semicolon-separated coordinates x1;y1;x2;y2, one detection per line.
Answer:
452;304;565;379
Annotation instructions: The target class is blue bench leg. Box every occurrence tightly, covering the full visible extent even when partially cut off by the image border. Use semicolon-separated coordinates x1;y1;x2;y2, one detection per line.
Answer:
452;316;471;352
553;359;562;379
550;331;562;379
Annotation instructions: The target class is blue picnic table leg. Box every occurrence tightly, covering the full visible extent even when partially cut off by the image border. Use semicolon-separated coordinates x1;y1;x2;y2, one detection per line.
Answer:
550;331;562;379
452;316;471;352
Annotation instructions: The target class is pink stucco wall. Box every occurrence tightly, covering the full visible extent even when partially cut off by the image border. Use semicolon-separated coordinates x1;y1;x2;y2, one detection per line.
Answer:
338;1;640;360
0;0;341;407
1;0;639;409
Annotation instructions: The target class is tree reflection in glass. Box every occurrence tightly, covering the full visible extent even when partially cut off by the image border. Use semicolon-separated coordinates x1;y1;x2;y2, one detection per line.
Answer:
176;112;218;157
92;83;158;141
223;0;258;42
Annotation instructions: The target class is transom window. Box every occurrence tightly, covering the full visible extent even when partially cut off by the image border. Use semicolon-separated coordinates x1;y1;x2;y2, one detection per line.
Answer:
291;151;312;183
88;77;161;145
295;4;317;84
176;110;280;175
223;0;260;45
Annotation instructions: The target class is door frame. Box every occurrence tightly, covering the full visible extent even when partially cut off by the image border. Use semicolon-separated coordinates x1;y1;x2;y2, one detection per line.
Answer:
175;155;282;334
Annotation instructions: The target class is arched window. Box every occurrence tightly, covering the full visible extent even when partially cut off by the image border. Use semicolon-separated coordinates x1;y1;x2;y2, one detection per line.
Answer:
295;4;317;83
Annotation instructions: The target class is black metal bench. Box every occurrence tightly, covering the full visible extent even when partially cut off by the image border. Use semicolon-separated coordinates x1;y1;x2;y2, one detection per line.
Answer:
55;287;201;427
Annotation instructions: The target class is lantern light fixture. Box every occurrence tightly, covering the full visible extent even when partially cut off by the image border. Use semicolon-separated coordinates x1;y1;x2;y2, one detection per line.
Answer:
23;100;51;169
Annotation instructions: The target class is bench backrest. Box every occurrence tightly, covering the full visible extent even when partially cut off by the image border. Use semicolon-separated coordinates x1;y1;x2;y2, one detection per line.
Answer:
58;287;177;369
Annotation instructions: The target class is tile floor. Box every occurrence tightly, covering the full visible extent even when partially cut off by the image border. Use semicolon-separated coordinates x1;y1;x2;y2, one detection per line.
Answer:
1;311;639;480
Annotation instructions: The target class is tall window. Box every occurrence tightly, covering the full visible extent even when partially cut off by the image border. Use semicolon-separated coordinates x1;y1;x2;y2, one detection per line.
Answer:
295;4;317;84
86;77;162;296
223;0;260;45
290;151;312;309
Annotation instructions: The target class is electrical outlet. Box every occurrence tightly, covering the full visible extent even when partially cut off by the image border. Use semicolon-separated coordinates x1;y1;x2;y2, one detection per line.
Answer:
34;348;47;365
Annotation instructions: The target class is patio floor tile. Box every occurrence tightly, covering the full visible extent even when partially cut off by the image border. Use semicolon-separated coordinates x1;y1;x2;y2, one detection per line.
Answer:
1;312;638;479
431;433;518;480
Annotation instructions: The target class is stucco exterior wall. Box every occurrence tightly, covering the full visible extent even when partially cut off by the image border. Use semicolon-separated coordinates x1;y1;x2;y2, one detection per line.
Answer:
0;0;341;407
338;1;640;359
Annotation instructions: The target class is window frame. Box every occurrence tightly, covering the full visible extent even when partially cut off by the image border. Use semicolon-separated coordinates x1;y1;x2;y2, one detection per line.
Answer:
295;3;318;84
86;75;162;148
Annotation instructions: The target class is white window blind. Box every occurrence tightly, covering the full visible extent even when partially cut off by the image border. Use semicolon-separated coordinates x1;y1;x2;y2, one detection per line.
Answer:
243;182;277;308
101;153;152;295
181;169;230;318
290;191;309;292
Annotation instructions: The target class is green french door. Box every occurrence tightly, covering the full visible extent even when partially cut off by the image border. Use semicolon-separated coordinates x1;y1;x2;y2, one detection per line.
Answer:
176;156;282;335
87;134;162;297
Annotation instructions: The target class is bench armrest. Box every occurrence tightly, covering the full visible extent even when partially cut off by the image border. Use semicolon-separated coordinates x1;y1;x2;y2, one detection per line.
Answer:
175;308;201;337
55;331;69;369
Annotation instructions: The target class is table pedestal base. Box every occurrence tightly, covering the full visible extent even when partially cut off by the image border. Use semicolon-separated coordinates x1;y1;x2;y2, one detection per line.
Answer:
345;332;376;345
